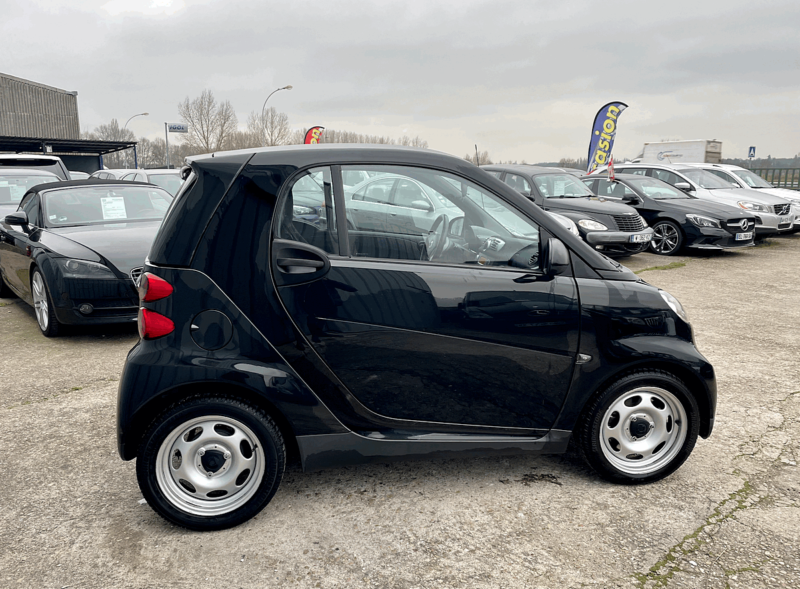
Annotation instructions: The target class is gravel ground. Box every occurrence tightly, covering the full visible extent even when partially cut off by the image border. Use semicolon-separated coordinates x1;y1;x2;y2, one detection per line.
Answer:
1;234;798;589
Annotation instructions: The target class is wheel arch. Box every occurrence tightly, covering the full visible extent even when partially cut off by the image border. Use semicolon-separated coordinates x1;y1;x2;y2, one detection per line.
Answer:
572;360;714;440
123;381;301;464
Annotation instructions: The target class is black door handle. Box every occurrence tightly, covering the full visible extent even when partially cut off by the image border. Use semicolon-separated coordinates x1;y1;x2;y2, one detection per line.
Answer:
277;258;324;269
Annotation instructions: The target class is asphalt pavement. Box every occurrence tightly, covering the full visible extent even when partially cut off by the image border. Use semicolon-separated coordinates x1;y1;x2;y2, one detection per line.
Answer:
1;234;798;589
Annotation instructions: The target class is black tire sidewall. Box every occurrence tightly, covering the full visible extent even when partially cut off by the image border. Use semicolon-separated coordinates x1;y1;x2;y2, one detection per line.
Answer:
136;397;285;531
578;371;700;484
650;220;683;256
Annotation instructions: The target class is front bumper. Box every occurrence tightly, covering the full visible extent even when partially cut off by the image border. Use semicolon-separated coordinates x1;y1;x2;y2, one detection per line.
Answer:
584;227;654;246
685;226;755;250
752;211;791;234
51;276;139;325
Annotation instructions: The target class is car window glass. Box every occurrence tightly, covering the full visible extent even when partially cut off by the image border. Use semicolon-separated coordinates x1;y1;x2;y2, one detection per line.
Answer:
594;179;637;198
22;194;40;224
677;169;732;189
532;174;594;198
148;174;184;196
352;178;394;204
650;169;683;186
627;177;688;199
275;166;338;255
704;169;739;187
393;179;431;208
732;169;773;188
122;173;136;181
42;186;173;227
341;170;368;188
0;174;59;204
342;165;542;270
617;168;647;176
504;173;532;195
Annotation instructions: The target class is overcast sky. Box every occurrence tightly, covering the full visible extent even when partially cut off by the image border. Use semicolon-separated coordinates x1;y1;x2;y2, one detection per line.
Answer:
3;0;799;162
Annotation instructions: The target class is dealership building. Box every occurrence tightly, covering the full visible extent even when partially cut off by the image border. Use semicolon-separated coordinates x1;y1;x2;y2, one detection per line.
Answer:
0;72;134;173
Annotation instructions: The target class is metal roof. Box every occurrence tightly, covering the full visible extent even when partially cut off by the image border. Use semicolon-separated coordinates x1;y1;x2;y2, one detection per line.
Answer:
0;136;136;156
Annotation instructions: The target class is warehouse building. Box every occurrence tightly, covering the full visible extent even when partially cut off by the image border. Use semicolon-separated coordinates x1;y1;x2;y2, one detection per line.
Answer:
0;72;135;173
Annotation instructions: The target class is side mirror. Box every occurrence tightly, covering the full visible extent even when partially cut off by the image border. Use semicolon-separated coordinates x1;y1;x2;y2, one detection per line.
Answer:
541;237;570;276
410;200;433;212
4;211;29;226
622;194;643;205
674;182;693;192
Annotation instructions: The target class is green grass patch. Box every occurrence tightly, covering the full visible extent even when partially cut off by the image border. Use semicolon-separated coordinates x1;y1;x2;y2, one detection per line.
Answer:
634;261;687;275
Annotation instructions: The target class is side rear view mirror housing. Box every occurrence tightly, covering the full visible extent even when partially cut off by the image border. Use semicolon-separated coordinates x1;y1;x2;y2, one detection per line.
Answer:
541;237;571;276
674;182;693;192
4;211;29;226
410;200;433;212
622;194;643;205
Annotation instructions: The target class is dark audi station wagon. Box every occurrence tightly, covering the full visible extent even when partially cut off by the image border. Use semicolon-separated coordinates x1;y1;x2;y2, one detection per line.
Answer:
118;145;716;530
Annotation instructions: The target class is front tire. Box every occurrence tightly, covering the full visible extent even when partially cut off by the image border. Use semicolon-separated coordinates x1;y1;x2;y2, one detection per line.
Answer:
650;220;683;256
577;370;700;484
31;268;60;337
136;397;286;531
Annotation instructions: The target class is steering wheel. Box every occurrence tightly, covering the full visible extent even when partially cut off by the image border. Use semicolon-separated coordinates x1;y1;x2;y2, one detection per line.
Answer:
426;214;449;260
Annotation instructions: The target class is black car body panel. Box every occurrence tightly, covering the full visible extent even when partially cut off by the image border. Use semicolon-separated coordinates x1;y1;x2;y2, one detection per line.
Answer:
118;145;716;473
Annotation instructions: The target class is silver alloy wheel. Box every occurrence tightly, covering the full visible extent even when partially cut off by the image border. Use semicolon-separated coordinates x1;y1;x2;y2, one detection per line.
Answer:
32;271;49;331
155;415;266;517
599;386;687;475
651;223;680;254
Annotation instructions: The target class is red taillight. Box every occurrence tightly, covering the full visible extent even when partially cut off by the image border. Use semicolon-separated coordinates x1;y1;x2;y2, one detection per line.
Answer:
139;272;173;302
138;308;175;339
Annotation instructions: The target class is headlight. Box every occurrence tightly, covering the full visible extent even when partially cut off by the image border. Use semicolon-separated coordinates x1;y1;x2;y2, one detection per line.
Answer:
686;214;721;228
737;201;769;213
293;205;316;216
54;258;116;279
578;219;608;231
660;290;689;323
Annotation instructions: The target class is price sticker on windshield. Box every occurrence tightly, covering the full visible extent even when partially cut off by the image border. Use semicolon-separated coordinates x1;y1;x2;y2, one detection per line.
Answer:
101;196;127;220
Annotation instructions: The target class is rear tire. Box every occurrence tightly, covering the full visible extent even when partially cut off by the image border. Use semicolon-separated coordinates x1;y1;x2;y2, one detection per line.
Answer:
577;370;700;484
136;396;286;531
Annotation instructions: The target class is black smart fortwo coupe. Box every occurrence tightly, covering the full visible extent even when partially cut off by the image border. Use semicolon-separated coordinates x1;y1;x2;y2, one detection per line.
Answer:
118;146;716;530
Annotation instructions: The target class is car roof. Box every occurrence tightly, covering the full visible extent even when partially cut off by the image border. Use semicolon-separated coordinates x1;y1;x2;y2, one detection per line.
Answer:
142;169;180;174
0;154;64;161
482;164;585;175
0;167;61;176
679;163;744;171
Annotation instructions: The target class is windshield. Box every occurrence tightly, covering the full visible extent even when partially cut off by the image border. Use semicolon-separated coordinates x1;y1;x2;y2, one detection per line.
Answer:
626;177;689;199
42;185;173;227
731;169;773;189
147;173;184;196
533;174;594;198
0;174;60;204
678;169;733;189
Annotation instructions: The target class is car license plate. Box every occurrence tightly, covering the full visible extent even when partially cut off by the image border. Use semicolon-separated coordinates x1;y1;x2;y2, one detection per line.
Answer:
779;216;791;224
736;232;753;241
630;234;652;243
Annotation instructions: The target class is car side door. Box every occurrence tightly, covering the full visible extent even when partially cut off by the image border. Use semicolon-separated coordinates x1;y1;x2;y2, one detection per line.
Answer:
0;193;42;300
272;164;580;433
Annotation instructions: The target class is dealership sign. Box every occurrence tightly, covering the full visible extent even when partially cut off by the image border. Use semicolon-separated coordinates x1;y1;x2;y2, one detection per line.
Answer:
167;123;188;133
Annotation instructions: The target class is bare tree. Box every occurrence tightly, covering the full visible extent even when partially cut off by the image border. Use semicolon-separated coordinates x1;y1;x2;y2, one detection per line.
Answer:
246;107;291;147
464;151;492;165
177;89;238;154
87;119;136;168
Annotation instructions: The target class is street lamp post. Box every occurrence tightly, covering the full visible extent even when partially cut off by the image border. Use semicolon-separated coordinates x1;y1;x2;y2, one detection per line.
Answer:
260;85;292;146
123;112;149;169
